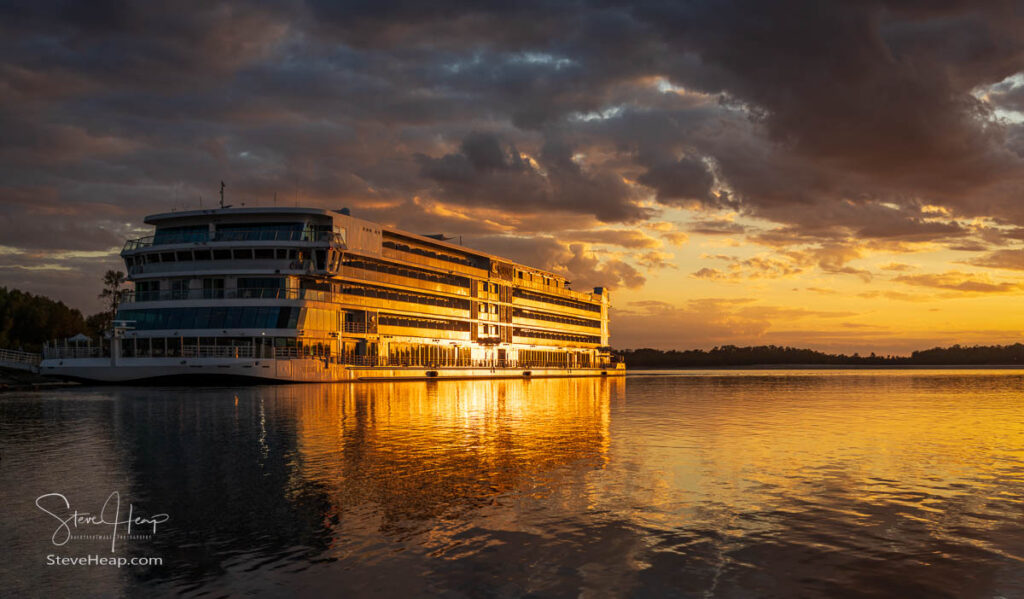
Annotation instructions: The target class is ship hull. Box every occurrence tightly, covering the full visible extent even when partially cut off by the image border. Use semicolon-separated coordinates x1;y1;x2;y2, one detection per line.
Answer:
39;358;625;384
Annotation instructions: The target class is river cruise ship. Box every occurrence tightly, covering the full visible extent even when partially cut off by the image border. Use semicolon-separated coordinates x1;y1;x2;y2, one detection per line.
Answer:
41;207;625;382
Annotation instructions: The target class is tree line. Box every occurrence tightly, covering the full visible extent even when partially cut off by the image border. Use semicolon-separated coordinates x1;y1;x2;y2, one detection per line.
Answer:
0;287;91;352
618;344;1024;367
0;272;125;352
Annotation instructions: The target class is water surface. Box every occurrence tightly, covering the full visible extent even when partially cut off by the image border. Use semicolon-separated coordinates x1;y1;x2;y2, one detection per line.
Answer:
1;370;1022;597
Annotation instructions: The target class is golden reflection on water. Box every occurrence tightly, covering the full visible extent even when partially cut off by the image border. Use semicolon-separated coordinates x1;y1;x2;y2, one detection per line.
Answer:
5;371;1024;597
601;373;1024;568
263;371;1024;596
283;377;623;525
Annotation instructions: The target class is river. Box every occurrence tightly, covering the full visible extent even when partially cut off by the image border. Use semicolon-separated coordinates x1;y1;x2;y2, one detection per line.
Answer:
1;370;1022;597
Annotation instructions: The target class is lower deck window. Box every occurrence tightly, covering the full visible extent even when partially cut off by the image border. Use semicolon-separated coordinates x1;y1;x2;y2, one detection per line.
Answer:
378;314;471;332
513;327;600;344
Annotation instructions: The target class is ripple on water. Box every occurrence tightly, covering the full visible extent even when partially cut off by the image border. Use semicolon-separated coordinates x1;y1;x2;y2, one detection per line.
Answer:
1;372;1024;597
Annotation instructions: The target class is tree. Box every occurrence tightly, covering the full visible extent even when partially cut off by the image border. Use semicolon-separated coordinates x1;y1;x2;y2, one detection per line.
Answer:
86;311;111;337
98;270;126;331
0;287;88;351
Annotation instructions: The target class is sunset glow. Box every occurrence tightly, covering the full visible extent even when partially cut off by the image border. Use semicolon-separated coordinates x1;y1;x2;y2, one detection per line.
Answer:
4;2;1024;354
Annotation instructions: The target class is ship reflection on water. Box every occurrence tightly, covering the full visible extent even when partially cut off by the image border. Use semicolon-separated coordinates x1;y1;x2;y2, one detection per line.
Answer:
1;377;622;597
3;372;1024;598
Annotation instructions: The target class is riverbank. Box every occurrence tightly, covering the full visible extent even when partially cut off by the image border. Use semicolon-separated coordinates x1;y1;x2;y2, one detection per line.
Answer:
0;366;77;392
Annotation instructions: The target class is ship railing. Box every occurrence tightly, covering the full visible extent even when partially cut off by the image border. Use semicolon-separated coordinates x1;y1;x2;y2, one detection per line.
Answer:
181;345;257;359
336;358;590;369
43;347;106;359
123;287;344;304
338;266;471;294
123;287;466;317
380;243;488;270
123;236;155;251
379;249;488;278
517;361;588;369
123;230;344;252
340;355;379;366
0;348;42;366
211;230;344;244
514;275;602;302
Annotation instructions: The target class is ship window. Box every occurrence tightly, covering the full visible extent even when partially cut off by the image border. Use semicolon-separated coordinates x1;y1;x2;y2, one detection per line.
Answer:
254;248;274;259
176;251;192;261
237;277;284;298
225;309;243;329
192;309;209;329
170;279;190;299
136;281;159;301
174;309;192;329
160;252;176;262
275;249;288;259
194;250;211;260
154;225;209;245
202;278;224;299
210;307;228;327
233;249;253;259
216;222;305;241
213;249;231;260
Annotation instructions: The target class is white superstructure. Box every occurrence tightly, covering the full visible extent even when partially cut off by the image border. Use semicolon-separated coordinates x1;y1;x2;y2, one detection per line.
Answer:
41;207;625;383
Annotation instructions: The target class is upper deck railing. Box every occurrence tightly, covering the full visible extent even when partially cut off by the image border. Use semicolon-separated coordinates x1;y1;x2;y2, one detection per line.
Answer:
122;287;336;303
380;247;487;277
513;276;603;304
123;229;344;252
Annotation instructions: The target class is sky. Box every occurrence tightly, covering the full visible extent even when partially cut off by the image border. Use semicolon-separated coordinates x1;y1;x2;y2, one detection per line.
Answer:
2;0;1024;354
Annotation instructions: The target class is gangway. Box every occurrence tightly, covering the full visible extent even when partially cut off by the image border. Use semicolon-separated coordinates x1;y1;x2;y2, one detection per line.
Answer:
0;348;41;373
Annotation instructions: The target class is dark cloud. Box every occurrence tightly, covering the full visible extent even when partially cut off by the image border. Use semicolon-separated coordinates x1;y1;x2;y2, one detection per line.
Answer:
470;235;645;291
560;229;660;249
964;248;1024;270
687;217;746;236
635;156;715;206
640;1;1021;187
417;132;645;222
3;0;1024;317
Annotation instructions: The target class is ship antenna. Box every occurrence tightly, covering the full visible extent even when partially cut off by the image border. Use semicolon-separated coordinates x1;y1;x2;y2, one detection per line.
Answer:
219;181;225;209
